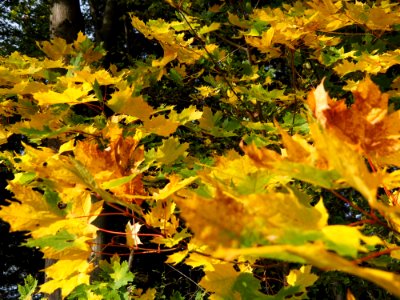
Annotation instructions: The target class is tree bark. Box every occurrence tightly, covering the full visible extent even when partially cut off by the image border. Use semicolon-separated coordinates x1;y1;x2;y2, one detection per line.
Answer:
50;0;84;42
99;0;117;49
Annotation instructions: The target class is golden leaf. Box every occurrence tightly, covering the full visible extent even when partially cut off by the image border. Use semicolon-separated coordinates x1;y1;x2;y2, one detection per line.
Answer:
33;83;95;105
40;258;92;298
142;115;180;136
37;37;73;60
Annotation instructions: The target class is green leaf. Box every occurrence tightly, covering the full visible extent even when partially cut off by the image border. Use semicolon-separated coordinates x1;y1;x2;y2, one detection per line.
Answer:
152;228;191;247
275;161;341;189
19;126;68;143
147;137;189;166
169;69;184;86
170;291;185;300
44;188;68;216
23;230;77;251
101;172;140;189
18;275;38;300
199;107;236;137
13;172;36;185
110;260;134;289
200;263;268;300
235;171;274;195
282;112;309;134
92;79;104;102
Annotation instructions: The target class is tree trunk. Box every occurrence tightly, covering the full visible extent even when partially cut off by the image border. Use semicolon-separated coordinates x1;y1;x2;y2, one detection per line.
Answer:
87;0;106;42
50;0;84;42
87;0;121;65
99;0;120;65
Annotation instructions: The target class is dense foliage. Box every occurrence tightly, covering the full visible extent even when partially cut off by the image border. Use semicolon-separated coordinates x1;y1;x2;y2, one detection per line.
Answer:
1;0;400;299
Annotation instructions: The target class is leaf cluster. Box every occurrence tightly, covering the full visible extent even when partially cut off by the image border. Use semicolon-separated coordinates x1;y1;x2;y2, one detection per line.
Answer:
1;0;400;299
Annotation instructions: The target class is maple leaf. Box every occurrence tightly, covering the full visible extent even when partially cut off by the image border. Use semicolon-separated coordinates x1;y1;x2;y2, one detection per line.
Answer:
242;141;340;189
126;221;143;248
131;15;217;66
40;257;93;297
199;107;236;137
184;251;219;271
0;183;60;233
308;77;400;160
152;229;191;247
333;50;400;76
196;85;220;98
37;37;73;60
142;115;180;136
219;243;400;298
285;266;318;297
109;259;135;289
107;88;154;120
198;22;221;36
33;83;95;105
310;123;380;203
245;27;281;58
165;250;189;265
73;133;145;203
74;68;120;86
199;263;266;300
23;230;90;252
0;80;48;95
345;1;400;31
147;137;189;166
153;175;197;201
177;189;251;249
168;105;203;124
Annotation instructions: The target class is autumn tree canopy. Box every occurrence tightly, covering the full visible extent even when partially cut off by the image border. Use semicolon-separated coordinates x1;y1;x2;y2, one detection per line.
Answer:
1;0;400;299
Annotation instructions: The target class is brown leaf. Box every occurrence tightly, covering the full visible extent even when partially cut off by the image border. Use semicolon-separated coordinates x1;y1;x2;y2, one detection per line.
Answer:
309;77;400;159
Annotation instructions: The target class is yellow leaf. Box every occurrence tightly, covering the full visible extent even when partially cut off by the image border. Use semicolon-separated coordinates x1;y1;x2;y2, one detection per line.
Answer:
38;37;73;60
75;68;119;86
321;225;382;257
107;88;154;120
0;127;10;145
245;27;281;57
0;184;60;232
135;288;157;300
286;265;318;290
165;250;189;265
33;84;95;105
228;13;250;29
309;77;400;160
198;23;221;35
142;115;179;136
40;258;92;298
168;105;203;124
311;123;380;204
0;81;48;95
199;262;265;299
153;137;189;166
196;85;219;98
185;252;218;271
176;189;249;249
153;175;197;200
220;243;400;297
59;140;75;154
